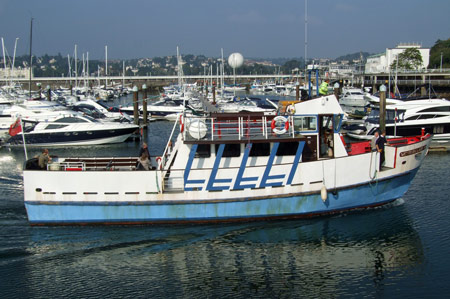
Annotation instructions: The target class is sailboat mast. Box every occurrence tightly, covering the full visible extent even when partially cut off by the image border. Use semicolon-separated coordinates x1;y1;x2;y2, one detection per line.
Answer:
29;18;33;99
105;45;108;87
67;54;72;86
304;0;307;77
12;38;18;74
221;48;224;97
1;38;7;80
74;44;78;88
86;51;89;89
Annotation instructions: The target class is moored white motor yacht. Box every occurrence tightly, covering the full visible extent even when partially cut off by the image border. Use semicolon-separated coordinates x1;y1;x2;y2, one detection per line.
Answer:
5;113;139;147
347;98;450;148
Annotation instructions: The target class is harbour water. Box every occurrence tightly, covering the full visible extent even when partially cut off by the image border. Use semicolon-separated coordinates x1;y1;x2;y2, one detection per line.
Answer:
1;119;450;297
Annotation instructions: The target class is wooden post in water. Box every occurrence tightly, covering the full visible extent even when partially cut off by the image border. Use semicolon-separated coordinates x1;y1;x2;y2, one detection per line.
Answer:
379;84;387;133
70;84;73;96
296;82;300;101
142;84;148;125
37;82;41;99
46;85;51;101
132;85;139;125
372;76;377;94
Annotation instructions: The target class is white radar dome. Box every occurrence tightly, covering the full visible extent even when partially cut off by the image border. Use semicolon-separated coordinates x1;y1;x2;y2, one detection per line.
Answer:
228;53;244;69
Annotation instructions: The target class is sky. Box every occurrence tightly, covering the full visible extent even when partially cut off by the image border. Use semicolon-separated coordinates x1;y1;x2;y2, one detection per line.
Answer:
0;0;449;60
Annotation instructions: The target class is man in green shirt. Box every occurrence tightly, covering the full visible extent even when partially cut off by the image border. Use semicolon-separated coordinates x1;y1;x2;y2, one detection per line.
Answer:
319;79;330;96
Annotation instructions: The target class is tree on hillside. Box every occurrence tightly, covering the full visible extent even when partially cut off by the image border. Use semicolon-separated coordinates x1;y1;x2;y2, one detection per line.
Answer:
281;59;303;74
390;48;423;70
429;38;450;69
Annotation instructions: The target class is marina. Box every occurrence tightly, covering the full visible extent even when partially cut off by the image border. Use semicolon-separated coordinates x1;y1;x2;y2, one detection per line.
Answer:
0;121;449;297
1;0;450;296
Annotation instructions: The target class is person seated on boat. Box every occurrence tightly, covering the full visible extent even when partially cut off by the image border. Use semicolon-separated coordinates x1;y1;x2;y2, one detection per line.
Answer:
371;131;379;152
38;148;51;170
376;131;387;169
319;79;330;96
136;152;151;171
139;142;150;157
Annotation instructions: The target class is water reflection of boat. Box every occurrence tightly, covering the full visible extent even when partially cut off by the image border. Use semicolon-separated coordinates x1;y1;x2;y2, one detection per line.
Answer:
22;205;423;297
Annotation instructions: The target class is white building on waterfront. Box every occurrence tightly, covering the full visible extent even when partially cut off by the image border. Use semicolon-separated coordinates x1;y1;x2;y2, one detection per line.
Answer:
365;43;430;73
0;67;31;80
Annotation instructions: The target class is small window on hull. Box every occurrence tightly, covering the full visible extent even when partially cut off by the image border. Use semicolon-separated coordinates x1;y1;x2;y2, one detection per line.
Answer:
195;144;211;158
248;143;270;156
216;144;240;157
276;142;299;156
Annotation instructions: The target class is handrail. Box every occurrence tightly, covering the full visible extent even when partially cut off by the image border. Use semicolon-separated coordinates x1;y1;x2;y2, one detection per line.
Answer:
182;114;296;142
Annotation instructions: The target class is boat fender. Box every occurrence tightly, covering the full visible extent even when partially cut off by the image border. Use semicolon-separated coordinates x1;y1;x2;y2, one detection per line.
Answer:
286;104;295;115
321;185;327;202
156;156;162;170
271;116;289;135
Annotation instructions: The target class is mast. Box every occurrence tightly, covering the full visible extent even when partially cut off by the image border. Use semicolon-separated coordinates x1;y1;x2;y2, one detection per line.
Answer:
221;48;224;97
12;38;18;76
67;54;72;86
304;0;308;77
105;45;108;87
9;38;19;89
82;53;85;89
74;44;78;88
1;38;7;81
29;18;33;99
86;51;89;91
122;60;125;87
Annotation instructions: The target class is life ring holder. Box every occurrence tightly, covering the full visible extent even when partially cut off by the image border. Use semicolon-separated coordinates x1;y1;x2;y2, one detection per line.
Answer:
156;156;162;170
271;116;289;135
179;114;184;133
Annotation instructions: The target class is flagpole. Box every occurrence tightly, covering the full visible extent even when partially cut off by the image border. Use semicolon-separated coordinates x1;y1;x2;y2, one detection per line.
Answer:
19;117;28;160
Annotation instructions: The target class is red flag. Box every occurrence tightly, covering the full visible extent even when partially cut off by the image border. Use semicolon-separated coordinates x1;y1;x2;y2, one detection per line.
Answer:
9;118;22;137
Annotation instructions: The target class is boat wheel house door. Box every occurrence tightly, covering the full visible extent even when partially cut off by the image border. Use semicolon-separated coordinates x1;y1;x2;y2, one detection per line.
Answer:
319;114;335;159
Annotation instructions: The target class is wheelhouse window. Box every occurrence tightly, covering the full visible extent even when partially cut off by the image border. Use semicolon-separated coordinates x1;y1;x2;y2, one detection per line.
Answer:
216;144;240;157
276;142;299;156
293;116;317;132
333;114;343;132
195;144;211;158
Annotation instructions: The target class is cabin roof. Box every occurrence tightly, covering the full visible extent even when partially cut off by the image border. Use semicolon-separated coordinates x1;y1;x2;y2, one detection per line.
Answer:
294;95;344;115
